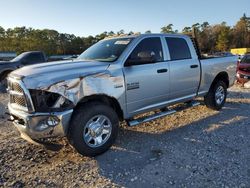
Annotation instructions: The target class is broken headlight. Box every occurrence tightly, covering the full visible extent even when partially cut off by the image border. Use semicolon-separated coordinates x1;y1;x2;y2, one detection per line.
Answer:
29;89;74;112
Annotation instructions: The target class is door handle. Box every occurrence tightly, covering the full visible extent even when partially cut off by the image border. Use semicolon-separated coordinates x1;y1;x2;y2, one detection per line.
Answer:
190;65;198;68
157;69;168;73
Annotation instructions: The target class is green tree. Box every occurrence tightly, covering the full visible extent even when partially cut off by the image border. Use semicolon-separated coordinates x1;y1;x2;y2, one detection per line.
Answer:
216;22;230;51
95;32;108;41
127;31;134;35
117;29;125;35
192;23;200;31
1;14;249;56
201;22;209;31
198;22;211;53
161;24;175;33
231;13;250;48
107;31;115;36
182;27;192;34
0;26;6;52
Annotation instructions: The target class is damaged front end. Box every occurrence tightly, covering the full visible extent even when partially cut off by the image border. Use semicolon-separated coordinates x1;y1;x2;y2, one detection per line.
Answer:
29;89;74;112
7;66;125;143
7;76;74;142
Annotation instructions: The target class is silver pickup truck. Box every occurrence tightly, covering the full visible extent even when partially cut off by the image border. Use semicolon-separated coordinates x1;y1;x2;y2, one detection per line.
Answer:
7;34;237;156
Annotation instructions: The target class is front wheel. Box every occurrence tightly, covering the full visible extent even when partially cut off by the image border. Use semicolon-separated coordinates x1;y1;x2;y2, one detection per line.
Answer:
68;102;119;156
204;80;227;111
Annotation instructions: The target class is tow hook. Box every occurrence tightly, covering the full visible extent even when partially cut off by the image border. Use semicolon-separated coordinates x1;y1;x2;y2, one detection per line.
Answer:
5;112;13;122
7;116;15;122
5;112;19;123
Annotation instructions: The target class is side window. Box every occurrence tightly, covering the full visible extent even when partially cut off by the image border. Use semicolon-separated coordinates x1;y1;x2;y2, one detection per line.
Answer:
126;37;163;66
165;37;191;61
22;53;43;65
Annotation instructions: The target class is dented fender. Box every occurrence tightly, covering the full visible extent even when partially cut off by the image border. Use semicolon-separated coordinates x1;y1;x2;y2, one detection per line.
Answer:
40;71;125;106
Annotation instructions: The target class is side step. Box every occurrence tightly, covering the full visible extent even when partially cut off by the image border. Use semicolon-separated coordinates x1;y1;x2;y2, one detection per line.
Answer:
127;101;200;127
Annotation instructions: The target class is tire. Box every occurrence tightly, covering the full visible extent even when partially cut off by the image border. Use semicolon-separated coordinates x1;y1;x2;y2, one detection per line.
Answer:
204;80;227;111
68;102;119;156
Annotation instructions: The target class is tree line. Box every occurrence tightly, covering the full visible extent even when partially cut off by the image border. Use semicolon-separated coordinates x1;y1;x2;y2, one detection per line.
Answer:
0;14;249;55
162;14;250;53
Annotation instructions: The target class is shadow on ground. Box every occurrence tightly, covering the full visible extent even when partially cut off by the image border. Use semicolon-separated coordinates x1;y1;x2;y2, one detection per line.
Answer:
96;99;250;187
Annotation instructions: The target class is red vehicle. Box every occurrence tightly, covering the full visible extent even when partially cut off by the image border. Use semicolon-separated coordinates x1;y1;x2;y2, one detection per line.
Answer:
237;54;250;84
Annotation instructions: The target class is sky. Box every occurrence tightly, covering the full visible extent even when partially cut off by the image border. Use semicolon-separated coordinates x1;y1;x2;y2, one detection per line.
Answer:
0;0;249;37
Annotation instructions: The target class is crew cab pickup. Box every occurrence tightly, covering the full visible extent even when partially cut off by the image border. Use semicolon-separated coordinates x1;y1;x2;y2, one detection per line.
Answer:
7;34;237;156
0;51;47;89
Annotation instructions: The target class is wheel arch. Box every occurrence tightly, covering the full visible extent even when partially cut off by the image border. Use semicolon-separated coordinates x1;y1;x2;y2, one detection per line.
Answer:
210;71;229;90
76;94;124;121
0;69;13;81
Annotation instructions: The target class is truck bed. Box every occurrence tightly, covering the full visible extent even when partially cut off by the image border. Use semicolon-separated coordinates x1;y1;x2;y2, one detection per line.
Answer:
198;55;238;95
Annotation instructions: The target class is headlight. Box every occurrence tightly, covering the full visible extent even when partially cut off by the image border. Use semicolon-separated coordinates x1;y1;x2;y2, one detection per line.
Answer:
29;89;74;112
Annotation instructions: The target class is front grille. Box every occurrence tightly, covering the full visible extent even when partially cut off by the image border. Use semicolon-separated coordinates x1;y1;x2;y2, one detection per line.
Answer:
11;82;23;93
10;95;27;107
8;80;28;109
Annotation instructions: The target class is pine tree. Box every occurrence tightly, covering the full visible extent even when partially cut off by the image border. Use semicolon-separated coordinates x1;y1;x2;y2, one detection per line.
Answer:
216;23;230;51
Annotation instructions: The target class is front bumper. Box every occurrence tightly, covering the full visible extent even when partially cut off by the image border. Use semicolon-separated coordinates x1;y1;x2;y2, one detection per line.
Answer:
8;104;73;141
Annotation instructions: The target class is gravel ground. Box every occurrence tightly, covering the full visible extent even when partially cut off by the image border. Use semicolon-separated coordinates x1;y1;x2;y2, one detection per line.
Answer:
0;84;249;188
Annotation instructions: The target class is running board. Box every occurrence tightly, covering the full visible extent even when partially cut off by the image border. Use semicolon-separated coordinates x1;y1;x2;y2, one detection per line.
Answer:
127;101;200;127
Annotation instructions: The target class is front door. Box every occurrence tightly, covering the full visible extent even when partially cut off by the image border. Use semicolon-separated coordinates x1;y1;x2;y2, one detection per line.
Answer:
123;37;170;115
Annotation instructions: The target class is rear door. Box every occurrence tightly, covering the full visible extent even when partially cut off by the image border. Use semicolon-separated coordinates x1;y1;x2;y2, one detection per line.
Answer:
165;37;200;99
123;37;170;115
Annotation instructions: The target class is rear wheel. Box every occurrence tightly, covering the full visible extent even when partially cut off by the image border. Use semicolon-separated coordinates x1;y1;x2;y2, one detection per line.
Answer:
68;102;119;156
204;80;227;111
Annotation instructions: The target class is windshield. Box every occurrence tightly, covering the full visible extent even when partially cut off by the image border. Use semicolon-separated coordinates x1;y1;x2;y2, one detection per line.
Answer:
78;38;134;62
241;55;250;64
10;53;27;62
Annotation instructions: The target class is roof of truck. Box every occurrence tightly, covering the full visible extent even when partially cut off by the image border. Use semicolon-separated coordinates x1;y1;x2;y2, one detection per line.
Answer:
104;33;189;40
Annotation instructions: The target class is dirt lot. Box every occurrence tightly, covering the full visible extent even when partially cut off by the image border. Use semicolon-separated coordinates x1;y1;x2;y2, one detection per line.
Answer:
0;84;249;188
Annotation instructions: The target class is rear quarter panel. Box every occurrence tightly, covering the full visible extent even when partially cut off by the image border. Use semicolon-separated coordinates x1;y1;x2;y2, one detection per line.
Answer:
199;56;237;95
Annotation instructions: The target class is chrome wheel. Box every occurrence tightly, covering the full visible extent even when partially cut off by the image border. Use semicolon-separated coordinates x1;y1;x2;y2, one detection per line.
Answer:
215;86;225;105
83;115;112;148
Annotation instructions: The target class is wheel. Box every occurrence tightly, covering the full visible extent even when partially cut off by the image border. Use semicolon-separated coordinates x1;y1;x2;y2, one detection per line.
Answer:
68;102;119;156
204;80;227;111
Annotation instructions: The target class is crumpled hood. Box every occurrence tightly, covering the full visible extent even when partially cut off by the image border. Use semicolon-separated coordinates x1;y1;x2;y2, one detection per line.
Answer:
10;60;110;89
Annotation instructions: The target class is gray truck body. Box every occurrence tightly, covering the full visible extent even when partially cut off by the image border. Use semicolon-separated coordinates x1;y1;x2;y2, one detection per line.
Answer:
7;34;237;141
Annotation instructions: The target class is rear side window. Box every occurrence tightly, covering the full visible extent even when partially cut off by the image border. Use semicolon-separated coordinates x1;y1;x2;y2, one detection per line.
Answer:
165;37;191;61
